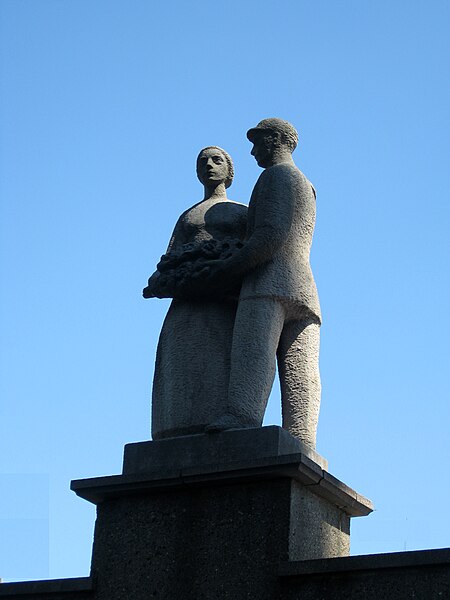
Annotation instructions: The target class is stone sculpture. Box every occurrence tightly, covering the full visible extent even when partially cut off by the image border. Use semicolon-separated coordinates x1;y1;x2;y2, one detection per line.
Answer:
144;147;247;439
204;119;322;449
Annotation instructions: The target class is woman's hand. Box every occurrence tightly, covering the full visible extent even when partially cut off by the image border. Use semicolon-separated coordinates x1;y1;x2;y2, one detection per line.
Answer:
143;271;161;298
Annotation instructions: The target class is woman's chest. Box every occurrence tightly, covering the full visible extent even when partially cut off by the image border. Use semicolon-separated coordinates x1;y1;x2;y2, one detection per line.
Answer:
182;202;241;239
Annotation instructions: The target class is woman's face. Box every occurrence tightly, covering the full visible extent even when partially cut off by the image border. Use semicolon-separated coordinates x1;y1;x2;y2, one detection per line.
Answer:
197;148;229;187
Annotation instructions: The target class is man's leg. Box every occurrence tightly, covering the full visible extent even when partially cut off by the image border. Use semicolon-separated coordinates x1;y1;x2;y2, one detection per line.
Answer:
206;297;285;430
277;318;321;448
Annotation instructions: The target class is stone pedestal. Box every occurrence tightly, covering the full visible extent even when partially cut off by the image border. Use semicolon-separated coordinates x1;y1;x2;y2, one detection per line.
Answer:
70;427;372;600
3;427;448;600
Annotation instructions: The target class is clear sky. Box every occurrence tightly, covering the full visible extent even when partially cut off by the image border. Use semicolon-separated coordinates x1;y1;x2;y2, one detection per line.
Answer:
0;0;449;583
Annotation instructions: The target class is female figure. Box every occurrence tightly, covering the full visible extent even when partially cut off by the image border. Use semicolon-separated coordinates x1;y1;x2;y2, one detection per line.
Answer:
144;147;247;439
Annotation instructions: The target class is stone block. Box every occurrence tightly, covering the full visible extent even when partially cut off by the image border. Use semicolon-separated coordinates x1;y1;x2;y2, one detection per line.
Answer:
279;548;450;600
123;425;328;473
0;577;94;600
69;427;372;599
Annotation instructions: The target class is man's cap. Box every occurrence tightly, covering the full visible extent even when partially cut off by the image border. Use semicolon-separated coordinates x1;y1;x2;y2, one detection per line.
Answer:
247;118;298;150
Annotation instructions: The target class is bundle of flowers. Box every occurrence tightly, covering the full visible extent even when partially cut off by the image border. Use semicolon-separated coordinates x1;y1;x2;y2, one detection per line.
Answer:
143;238;244;299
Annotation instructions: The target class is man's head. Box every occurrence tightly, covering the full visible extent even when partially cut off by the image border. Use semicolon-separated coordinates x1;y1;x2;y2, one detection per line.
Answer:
247;118;298;168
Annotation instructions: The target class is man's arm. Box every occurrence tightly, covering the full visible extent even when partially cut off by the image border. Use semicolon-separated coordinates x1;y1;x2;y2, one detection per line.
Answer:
204;166;298;281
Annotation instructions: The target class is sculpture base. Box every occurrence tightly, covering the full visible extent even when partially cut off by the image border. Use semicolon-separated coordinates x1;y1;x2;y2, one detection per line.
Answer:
125;425;329;471
70;427;372;600
2;428;449;599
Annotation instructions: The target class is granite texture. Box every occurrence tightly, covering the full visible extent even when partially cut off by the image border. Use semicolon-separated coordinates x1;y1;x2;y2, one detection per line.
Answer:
289;481;350;560
69;429;372;598
123;426;328;472
2;548;448;600
90;480;293;600
84;456;359;598
0;577;94;599
71;428;371;517
279;548;450;600
3;431;446;599
206;119;322;449
146;121;324;449
143;146;248;440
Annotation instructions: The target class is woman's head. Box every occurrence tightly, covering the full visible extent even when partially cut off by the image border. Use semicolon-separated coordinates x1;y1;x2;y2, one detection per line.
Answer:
196;146;234;189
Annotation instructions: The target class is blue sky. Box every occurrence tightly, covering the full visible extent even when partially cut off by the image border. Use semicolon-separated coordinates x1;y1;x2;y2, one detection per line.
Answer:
1;0;449;582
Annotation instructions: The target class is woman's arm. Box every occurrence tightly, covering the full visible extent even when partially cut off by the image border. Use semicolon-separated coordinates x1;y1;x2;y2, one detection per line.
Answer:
143;213;186;298
166;213;187;253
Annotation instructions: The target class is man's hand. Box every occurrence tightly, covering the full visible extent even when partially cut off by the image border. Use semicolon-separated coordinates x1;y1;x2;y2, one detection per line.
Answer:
195;258;243;296
193;258;225;280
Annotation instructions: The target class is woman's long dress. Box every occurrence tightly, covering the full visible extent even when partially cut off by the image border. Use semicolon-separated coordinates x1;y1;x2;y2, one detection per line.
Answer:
151;198;247;440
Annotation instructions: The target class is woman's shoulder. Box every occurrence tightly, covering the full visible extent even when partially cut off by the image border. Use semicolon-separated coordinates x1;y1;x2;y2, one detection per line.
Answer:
217;200;248;224
223;199;248;212
178;198;247;228
174;199;206;225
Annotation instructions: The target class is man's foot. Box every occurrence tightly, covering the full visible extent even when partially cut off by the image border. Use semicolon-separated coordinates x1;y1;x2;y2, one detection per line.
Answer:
205;414;253;433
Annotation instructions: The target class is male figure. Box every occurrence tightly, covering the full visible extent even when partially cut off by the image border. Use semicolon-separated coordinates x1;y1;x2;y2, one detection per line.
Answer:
206;118;322;449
